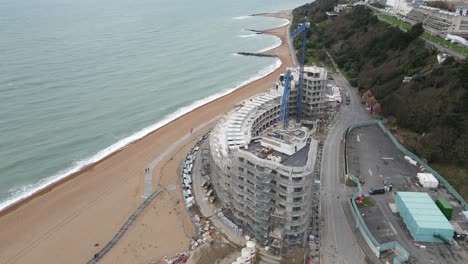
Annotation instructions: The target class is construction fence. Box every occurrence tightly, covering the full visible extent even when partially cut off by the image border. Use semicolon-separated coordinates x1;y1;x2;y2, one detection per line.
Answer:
345;120;468;263
345;120;409;264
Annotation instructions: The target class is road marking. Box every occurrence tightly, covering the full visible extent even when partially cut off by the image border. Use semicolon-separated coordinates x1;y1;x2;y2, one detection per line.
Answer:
388;222;398;235
368;169;373;176
357;134;360;142
381;157;394;160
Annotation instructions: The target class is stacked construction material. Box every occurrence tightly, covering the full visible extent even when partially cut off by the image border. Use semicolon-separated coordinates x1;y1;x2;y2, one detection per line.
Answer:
396;192;454;243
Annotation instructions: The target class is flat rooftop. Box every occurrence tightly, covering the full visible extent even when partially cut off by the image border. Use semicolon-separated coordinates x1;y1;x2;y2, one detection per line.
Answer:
241;141;310;167
396;192;453;230
261;127;306;145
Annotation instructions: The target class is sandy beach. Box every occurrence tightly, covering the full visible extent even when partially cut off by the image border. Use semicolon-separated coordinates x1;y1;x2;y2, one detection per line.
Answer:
0;10;294;264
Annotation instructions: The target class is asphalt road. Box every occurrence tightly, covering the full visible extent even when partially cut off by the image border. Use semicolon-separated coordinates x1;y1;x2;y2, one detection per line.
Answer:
319;71;372;264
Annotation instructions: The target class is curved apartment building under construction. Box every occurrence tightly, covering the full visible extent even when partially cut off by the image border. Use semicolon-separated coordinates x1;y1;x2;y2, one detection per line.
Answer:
209;66;332;253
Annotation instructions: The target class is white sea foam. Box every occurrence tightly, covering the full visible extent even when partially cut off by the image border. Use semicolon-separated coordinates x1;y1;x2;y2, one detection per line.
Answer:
278;18;290;27
0;58;282;212
232;15;250;20
257;35;282;53
238;34;259;38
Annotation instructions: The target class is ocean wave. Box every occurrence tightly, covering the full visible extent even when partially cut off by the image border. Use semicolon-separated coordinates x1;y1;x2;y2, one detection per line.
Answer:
0;58;282;212
232;15;250;20
278;18;290;27
257;35;282;53
238;34;259;38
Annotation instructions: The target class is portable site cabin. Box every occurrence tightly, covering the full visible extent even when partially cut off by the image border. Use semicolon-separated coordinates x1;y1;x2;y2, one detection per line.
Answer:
462;211;468;223
395;192;454;243
417;173;439;188
435;197;453;220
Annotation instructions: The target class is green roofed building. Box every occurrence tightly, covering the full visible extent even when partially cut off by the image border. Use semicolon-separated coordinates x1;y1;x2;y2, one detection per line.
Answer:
395;192;454;243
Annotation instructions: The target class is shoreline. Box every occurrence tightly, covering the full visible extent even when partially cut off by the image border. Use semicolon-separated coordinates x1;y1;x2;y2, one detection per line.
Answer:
0;58;282;216
0;13;289;216
0;10;295;264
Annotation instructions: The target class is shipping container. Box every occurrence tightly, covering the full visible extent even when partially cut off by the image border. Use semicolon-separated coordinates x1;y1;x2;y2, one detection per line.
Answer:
435;197;453;220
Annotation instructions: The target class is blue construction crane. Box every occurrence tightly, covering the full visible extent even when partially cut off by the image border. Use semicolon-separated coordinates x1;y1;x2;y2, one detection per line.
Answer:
278;22;309;129
290;22;310;123
278;70;291;129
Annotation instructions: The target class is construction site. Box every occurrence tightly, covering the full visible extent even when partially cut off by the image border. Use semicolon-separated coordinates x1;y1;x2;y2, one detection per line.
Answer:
171;23;345;262
205;61;338;255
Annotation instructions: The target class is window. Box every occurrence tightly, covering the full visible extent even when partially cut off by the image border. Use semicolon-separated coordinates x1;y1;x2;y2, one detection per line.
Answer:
238;176;244;181
239;157;244;163
257;166;265;172
294;187;303;193
247;170;254;176
270;189;276;194
280;174;289;180
271;170;277;175
293;206;301;212
270;180;277;185
247;161;254;167
238;185;244;190
292;216;301;221
279;185;287;191
247;180;254;186
291;225;300;231
279;194;286;200
279;203;286;209
293;197;302;202
238;167;244;173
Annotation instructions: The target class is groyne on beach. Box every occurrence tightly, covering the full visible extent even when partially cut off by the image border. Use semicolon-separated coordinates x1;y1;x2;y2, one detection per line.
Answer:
0;10;294;264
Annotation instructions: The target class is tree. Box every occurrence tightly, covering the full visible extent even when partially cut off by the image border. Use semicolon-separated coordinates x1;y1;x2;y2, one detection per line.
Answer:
406;23;424;44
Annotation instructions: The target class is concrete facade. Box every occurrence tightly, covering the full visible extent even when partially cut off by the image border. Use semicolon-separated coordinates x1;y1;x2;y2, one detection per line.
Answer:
209;67;327;254
406;5;468;35
275;66;329;122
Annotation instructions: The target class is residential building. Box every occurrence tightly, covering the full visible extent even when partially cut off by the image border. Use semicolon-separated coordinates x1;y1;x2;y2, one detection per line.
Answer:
208;67;329;253
406;5;468;36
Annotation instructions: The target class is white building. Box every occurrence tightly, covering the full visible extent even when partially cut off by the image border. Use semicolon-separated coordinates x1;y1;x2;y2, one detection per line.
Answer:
275;66;329;121
208;67;331;254
386;0;417;15
407;5;468;36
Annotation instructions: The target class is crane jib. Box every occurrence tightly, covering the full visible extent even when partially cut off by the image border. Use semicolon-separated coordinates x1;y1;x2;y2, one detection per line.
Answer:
290;23;307;38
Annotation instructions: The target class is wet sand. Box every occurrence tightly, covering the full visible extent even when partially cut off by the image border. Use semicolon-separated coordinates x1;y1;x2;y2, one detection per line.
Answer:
0;10;294;264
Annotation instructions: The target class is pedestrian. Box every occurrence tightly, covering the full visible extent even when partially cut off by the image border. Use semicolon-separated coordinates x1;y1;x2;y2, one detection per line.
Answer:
190;128;193;134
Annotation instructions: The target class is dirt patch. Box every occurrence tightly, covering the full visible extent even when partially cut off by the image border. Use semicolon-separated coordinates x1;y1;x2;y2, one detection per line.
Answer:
280;246;304;264
186;242;238;264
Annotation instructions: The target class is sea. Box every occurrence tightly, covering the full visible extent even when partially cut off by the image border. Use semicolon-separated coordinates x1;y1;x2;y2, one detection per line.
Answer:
0;0;310;210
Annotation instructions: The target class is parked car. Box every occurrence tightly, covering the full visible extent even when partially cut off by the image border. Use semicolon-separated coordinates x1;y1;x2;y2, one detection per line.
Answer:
369;187;385;195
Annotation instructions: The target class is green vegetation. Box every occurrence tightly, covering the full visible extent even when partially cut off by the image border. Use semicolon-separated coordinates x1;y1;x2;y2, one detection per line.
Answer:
431;164;468;200
421;32;468;55
372;8;468;56
346;178;357;187
357;197;375;208
293;0;468;198
382;14;412;30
